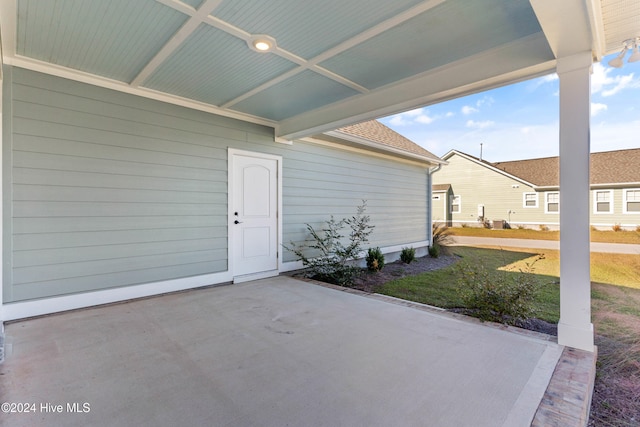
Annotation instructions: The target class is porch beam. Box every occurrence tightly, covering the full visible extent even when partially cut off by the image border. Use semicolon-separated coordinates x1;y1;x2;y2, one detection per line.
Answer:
556;52;594;352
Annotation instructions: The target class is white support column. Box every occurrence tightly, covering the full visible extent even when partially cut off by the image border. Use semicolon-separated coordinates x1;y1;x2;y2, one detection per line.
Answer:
556;52;594;352
426;169;433;246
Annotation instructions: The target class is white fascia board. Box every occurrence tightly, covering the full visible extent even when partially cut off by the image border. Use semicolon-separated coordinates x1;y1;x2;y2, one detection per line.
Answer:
302;136;433;169
446;150;540;189
6;56;278;130
276;33;556;140
590;182;640;189
324;130;446;166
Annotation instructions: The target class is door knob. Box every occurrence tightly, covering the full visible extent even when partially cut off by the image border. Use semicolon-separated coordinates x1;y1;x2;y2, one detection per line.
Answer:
234;220;243;224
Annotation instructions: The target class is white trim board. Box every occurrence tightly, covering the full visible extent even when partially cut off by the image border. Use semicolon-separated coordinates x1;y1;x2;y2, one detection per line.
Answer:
2;271;233;322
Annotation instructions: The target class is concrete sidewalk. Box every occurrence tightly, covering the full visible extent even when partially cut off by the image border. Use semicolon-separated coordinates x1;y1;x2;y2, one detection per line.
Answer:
1;276;568;427
452;236;640;254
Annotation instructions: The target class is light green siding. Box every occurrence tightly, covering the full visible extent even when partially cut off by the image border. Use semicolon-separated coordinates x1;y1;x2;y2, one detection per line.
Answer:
589;187;640;229
432;154;539;226
3;67;430;302
433;153;640;229
280;141;428;261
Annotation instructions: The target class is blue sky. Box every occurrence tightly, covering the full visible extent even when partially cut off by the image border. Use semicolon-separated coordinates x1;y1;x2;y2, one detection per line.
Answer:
379;54;640;162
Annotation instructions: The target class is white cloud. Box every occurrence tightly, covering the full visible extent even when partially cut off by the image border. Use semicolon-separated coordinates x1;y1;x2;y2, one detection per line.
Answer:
462;105;478;115
476;96;495;108
445;111;455;118
466;120;494;129
592;63;640;97
591;119;640;152
386;108;438;126
528;73;558;91
602;74;638;96
389;115;409;126
416;114;434;124
591;102;608;116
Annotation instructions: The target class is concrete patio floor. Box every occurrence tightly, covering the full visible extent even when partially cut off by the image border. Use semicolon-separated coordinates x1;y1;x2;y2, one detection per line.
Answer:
1;276;584;426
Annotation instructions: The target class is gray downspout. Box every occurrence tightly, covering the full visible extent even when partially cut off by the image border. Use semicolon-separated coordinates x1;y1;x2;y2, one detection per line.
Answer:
426;164;442;247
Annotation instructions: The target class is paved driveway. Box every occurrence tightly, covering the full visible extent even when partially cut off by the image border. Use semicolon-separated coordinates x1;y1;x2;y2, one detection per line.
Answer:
452;236;640;254
1;276;563;427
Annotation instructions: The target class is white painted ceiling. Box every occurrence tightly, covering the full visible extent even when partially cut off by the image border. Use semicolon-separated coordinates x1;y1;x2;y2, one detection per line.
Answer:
1;0;637;140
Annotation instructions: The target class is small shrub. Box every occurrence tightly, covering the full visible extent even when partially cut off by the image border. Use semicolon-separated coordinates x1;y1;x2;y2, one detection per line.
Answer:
456;256;541;324
539;224;549;232
460;223;469;228
428;243;440;258
612;224;622;232
400;247;416;264
284;201;374;286
590;225;598;232
636;225;640;233
366;247;385;272
517;224;526;230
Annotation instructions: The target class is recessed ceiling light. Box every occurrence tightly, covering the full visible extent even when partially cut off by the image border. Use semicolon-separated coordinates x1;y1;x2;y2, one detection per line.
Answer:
248;35;276;53
253;40;271;51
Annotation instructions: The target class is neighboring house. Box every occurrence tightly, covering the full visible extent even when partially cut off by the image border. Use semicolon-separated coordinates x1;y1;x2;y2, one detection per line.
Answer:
1;67;443;319
433;149;640;229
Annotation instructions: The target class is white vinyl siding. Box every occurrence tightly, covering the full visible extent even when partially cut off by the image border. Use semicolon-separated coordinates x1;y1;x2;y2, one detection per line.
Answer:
545;192;559;213
593;190;613;214
451;195;461;213
624;189;640;213
523;192;537;208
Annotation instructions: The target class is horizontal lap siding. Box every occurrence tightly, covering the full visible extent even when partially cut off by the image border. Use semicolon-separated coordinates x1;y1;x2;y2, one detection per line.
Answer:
5;67;270;302
4;67;431;301
433;156;542;225
281;141;428;262
590;188;640;227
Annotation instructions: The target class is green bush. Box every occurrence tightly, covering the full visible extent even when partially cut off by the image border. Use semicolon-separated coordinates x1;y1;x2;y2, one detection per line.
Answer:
366;247;385;271
428;243;440;258
284;201;374;287
400;247;416;264
455;258;541;324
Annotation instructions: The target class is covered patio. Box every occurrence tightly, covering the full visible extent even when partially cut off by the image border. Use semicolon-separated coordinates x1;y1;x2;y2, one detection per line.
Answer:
1;1;640;424
2;276;583;427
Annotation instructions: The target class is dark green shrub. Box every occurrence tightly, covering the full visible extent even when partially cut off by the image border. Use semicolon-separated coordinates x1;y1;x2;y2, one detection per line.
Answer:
400;247;416;264
284;201;374;287
428;243;440;258
366;247;385;271
455;258;541;324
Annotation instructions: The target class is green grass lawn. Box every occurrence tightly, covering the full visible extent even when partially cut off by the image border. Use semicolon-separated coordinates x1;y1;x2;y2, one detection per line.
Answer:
375;246;640;425
376;247;561;322
450;226;640;244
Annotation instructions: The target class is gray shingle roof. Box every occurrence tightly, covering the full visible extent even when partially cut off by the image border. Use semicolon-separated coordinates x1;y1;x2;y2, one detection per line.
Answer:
337;120;440;161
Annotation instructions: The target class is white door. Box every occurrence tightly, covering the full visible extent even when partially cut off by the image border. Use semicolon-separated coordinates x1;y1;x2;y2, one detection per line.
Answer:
231;151;279;280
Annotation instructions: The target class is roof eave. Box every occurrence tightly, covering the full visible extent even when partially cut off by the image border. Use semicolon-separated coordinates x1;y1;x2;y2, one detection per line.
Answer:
444;150;538;188
324;130;447;166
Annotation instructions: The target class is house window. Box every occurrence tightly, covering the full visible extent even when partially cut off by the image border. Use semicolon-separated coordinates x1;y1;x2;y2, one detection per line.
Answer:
624;189;640;213
432;195;441;201
523;192;538;208
451;195;461;214
593;190;613;214
545;192;559;213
